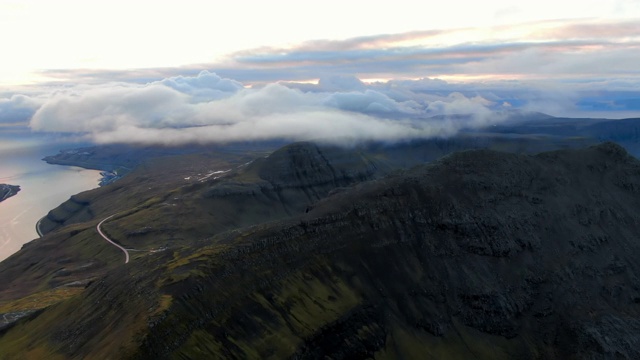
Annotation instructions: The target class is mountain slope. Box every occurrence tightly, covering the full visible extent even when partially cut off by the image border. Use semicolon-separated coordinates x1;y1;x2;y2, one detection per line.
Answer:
136;142;640;359
2;143;640;359
0;142;386;324
0;184;20;202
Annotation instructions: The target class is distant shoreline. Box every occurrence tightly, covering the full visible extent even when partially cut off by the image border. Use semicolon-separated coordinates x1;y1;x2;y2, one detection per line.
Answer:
29;148;123;239
42;149;129;187
0;141;105;262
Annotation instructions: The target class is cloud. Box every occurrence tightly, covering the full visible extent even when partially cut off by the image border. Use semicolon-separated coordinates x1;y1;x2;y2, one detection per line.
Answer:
317;75;367;92
88;111;447;146
201;19;639;88
32;19;639;87
31;84;195;133
534;19;640;40
0;94;42;124
158;70;244;101
427;93;493;116
323;89;421;115
18;18;640;143
29;72;515;145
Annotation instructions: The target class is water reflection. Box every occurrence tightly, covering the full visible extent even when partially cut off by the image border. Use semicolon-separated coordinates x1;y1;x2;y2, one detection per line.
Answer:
0;135;101;261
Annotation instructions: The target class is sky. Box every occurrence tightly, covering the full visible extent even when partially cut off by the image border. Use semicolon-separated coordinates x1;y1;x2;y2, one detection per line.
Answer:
1;0;639;145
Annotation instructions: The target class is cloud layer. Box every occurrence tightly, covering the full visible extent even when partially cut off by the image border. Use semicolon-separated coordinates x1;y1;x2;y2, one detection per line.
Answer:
27;72;507;145
37;19;640;87
0;19;637;145
0;95;42;125
226;19;640;83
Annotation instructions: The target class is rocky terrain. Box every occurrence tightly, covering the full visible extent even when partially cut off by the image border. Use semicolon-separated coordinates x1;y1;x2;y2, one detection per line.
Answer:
0;184;20;202
2;142;640;358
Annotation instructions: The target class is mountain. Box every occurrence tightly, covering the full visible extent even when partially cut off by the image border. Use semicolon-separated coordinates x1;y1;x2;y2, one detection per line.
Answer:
0;184;20;202
487;115;640;156
37;142;385;240
2;142;640;359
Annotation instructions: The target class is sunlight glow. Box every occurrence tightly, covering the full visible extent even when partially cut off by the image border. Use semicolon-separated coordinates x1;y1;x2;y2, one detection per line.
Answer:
0;0;638;87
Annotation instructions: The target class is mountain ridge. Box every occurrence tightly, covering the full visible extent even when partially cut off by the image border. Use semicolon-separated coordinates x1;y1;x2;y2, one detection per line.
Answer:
3;142;640;358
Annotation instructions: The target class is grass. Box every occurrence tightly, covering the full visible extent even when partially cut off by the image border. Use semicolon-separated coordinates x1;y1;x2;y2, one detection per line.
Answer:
174;260;364;359
0;287;84;314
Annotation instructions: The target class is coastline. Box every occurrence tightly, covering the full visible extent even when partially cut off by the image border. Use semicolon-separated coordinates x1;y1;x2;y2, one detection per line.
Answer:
0;161;102;261
32;171;114;239
31;149;129;239
42;151;129;187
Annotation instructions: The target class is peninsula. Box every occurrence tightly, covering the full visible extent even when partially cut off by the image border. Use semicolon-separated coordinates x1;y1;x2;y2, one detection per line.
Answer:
0;184;20;202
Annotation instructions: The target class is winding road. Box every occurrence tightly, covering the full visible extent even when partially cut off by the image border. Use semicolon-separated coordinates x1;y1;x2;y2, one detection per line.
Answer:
96;215;130;264
35;217;44;238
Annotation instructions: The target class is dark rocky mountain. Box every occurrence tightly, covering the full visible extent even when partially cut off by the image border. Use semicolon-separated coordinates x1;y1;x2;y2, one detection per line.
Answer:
131;142;640;359
2;142;640;359
0;184;20;202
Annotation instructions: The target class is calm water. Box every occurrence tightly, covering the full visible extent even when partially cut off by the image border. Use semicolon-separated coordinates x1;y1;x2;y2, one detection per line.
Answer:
0;133;101;261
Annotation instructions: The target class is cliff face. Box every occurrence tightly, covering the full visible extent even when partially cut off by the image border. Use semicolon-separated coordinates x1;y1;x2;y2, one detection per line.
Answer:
4;143;640;359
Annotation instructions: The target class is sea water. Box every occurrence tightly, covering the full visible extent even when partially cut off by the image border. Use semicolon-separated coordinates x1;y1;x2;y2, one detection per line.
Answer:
0;132;101;261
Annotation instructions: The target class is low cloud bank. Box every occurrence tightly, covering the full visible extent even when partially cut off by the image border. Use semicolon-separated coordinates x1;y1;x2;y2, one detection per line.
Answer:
1;70;631;146
0;95;42;125
17;18;638;143
25;71;515;145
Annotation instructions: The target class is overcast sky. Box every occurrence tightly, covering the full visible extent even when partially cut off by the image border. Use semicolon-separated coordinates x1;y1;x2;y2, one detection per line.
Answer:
0;0;639;144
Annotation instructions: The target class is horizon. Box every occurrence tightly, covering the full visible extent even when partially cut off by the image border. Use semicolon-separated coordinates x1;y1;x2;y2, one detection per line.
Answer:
0;0;639;145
